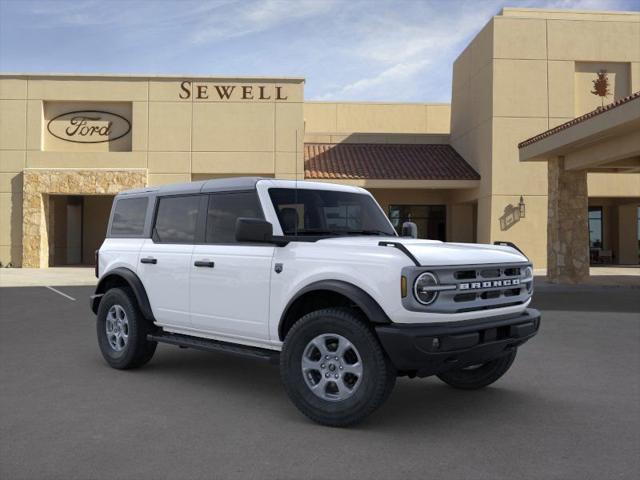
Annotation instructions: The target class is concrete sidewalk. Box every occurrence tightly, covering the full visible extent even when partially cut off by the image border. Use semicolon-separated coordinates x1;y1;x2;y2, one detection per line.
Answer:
0;267;97;287
534;266;640;288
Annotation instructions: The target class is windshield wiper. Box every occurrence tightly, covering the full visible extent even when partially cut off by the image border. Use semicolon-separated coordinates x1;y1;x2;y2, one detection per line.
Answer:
287;229;393;237
287;229;342;236
344;230;393;236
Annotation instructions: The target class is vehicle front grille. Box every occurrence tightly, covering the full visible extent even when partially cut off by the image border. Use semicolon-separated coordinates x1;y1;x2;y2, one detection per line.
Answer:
403;262;533;314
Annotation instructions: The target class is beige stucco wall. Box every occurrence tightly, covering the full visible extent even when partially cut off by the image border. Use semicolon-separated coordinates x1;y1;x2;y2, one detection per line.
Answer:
450;8;640;267
304;102;451;134
0;75;305;266
617;203;639;264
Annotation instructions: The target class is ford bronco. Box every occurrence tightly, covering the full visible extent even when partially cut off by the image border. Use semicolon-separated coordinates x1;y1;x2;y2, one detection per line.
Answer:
91;177;540;426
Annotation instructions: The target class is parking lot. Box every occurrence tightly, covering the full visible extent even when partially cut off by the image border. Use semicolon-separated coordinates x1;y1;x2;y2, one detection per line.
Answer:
1;284;638;480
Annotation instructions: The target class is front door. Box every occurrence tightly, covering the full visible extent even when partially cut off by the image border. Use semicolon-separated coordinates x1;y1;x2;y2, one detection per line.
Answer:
137;194;202;329
190;191;274;342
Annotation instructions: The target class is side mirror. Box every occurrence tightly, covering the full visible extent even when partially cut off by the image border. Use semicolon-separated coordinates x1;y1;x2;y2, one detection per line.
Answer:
235;217;276;244
401;222;418;239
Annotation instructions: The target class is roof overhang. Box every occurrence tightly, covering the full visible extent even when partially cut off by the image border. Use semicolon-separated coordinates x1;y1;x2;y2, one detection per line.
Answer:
519;93;640;173
304;142;480;188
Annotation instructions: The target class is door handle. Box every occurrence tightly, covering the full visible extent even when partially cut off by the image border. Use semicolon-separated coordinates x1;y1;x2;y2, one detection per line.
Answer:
140;257;157;264
194;260;215;268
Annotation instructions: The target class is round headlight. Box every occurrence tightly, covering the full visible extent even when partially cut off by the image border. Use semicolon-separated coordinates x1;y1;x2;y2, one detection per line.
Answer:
414;272;439;305
524;266;533;279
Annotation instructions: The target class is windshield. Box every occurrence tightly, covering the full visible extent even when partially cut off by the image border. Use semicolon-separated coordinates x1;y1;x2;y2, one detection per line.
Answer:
268;188;397;237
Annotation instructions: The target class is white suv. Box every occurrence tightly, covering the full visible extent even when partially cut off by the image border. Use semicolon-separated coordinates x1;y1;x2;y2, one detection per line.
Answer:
91;177;540;426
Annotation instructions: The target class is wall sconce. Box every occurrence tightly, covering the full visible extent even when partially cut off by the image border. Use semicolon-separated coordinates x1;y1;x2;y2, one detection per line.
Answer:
518;196;526;218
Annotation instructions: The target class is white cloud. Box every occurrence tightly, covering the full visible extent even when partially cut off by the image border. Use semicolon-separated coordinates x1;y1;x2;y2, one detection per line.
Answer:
317;59;430;100
189;0;337;44
312;0;506;101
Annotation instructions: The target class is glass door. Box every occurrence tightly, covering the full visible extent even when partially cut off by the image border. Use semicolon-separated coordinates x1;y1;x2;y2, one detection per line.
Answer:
388;205;446;240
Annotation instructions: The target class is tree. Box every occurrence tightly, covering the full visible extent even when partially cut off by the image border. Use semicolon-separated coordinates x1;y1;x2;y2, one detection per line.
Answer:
591;69;611;107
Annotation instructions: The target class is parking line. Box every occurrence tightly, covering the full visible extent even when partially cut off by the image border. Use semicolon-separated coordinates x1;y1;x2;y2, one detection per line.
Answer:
45;286;76;301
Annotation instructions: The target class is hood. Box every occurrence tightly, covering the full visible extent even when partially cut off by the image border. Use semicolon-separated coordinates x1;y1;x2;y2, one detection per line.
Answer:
317;236;528;266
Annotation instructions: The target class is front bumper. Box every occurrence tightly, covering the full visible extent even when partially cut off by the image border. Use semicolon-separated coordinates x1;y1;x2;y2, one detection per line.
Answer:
375;308;541;377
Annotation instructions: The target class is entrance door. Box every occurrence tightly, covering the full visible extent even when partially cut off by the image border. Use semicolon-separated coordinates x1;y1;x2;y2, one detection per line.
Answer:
388;205;446;240
51;195;114;266
190;191;274;342
65;197;83;264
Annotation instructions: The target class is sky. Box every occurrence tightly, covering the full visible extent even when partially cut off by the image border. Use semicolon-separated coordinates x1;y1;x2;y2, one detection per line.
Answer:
1;0;638;102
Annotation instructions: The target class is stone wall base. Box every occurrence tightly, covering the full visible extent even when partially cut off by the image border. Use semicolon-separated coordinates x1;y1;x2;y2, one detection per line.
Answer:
22;169;147;268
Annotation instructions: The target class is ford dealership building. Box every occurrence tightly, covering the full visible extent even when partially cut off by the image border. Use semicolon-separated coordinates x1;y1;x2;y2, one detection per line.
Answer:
0;8;638;282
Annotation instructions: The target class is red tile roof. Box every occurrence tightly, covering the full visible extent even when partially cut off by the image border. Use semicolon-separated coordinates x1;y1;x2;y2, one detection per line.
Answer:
518;91;640;148
304;143;480;181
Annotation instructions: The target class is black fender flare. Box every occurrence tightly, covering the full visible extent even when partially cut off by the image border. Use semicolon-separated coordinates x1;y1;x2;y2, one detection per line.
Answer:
278;280;391;340
92;267;155;321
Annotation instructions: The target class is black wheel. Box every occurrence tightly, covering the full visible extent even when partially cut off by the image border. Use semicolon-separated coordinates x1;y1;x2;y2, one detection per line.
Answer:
96;287;157;369
280;307;396;427
436;349;517;390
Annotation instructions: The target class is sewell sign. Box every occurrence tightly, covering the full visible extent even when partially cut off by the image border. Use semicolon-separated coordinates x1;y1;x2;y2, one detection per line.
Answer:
47;110;131;144
178;81;289;101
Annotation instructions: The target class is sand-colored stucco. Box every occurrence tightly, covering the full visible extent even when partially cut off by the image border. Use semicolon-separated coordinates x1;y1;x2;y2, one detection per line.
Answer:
449;8;640;268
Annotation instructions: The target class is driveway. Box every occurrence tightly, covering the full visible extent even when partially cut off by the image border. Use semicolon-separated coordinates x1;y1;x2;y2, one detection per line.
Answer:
1;285;638;479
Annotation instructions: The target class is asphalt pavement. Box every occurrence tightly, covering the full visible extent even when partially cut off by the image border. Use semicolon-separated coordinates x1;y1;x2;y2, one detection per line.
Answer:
0;284;638;480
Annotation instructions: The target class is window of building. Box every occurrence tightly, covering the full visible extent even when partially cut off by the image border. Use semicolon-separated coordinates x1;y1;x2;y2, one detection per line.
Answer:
206;192;263;243
110;197;148;237
389;205;446;241
588;207;603;248
153;195;200;244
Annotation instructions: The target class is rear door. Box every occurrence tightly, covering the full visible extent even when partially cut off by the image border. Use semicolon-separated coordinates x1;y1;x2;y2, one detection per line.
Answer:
190;191;274;342
137;194;204;329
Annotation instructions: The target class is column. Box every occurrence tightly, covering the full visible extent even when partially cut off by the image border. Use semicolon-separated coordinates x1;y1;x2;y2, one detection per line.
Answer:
547;157;590;283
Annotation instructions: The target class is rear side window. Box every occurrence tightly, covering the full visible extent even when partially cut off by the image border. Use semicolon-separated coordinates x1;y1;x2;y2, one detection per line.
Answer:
206;192;263;243
154;195;200;244
110;197;148;237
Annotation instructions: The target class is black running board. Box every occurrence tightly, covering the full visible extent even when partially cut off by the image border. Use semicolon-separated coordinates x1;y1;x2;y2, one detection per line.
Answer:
147;332;279;364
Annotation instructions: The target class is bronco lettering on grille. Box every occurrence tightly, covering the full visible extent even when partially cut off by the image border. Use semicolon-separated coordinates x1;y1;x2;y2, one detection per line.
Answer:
458;278;520;290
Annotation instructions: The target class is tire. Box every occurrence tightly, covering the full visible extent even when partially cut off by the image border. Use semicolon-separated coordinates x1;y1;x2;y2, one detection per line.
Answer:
436;349;517;390
96;287;157;370
280;307;396;427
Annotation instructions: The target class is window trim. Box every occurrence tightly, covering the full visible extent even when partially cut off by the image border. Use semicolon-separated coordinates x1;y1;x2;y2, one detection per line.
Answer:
151;193;205;245
203;190;266;246
588;206;604;249
108;196;150;239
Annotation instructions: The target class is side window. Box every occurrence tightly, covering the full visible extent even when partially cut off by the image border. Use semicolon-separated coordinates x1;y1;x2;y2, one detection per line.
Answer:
153;195;200;244
206;192;263;243
110;197;148;237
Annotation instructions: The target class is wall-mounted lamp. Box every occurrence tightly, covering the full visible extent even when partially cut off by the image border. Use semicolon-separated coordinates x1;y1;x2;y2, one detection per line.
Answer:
518;196;526;218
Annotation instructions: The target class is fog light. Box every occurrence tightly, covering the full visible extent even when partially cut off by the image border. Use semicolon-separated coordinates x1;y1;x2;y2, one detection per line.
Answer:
432;338;440;350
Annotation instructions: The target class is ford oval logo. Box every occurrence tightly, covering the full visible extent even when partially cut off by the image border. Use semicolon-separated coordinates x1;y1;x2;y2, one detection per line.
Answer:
47;110;131;144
